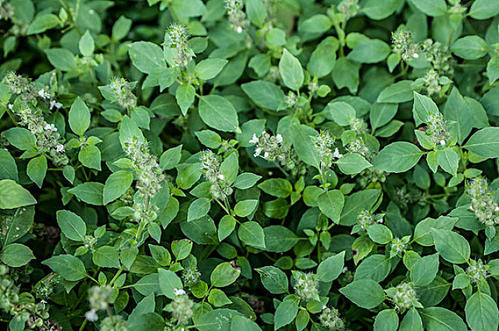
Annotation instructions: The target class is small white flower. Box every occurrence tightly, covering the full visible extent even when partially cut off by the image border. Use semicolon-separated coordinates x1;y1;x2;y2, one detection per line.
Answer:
44;124;57;132
174;288;186;296
333;148;343;159
342;267;348;273
218;174;225;180
276;134;283;143
378;217;384;224
413;53;419;59
263;151;270;159
236;26;243;33
38;89;50;99
249;134;259;144
254;147;262;157
50;100;63;110
85;309;98;322
8;104;13;110
56;144;65;153
440;140;446;146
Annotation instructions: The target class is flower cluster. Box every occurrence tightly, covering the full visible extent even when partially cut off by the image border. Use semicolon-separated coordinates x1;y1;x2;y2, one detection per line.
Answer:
421;69;443;95
166;24;193;67
350;117;367;134
0;264;55;330
465;177;499;226
390;237;408;256
182;265;201;285
224;0;248;33
391;30;420;62
319;306;344;330
100;315;128;331
314;130;341;168
337;0;360;21
346;138;369;157
420;39;454;75
386;282;420;311
293;272;319;301
284;91;298;108
85;286;114;321
356;209;383;231
249;130;294;167
426;112;450;146
466;259;488;284
166;288;194;326
0;0;14;20
357;168;386;188
124;136;165;198
109;78;136;109
200;150;233;200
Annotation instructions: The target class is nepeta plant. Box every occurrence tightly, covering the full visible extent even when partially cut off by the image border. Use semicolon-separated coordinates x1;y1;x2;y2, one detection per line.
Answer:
0;0;498;330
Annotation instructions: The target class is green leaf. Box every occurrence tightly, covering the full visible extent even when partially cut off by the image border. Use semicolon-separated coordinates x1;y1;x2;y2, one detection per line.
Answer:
208;288;232;307
187;198;211;222
69;97;91;136
413;92;438;126
337;153;372;175
317;251;345;282
160;145;183;170
26;155;47;188
374;309;399;331
362;0;401;20
318;190;344;224
45;48;76;71
27;14;60;35
128;41;165;74
279;49;304;91
210;262;241;287
431;229;470;264
410;253;439;286
274;300;298;330
451;36;489;60
79;145;101;171
332;57;360;94
374;142;423;173
218;215;237;242
241;80;285;111
443;87;473;144
234;200;258;218
234;173;261;190
370;103;398;130
56;210;86;242
288;123;320;169
258;178;293;198
307;37;338;78
408;0;447;16
256;266;288;294
400;308;423;331
158;269;183;299
93;246;120;268
43;254;87;281
469;0;499;19
2;127;36;151
230;315;261;331
465;292;498;331
0;149;18;181
264;226;299;253
347;39;391;64
195;58;228;80
464;127;499;159
68;182;104;206
0;180;36;209
340;279;385;309
103;170;134;204
436;148;459;176
238;221;266;249
246;0;267;27
220;152;239;184
199;95;239;132
367;224;393;244
487;57;499;85
420;307;467;331
0;243;34;267
377;80;414;103
175;83;195;116
1;206;34;246
322;101;356;126
299;14;332;34
79;30;95;57
112;16;132;41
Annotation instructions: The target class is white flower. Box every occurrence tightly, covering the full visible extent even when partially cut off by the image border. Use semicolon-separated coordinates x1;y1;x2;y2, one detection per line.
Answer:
236;26;243;33
249;133;259;144
85;309;98;322
263;151;270;159
413;53;419;59
44;124;57;132
276;134;283;143
218;174;225;180
8;104;13;110
440;140;446;146
333;148;343;159
38;89;50;99
56;144;65;153
254;147;262;157
174;288;186;296
50;100;63;110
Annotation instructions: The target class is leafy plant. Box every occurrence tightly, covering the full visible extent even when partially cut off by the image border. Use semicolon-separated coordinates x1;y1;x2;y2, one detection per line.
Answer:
0;0;498;330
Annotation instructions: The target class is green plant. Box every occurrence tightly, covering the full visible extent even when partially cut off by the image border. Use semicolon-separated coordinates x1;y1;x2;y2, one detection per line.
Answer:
0;0;498;330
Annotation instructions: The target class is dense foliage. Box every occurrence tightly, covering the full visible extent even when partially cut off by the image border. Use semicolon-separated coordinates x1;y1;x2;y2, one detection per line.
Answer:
0;0;499;330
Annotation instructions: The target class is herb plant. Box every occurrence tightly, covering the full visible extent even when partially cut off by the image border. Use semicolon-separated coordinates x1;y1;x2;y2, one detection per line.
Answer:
0;0;498;330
